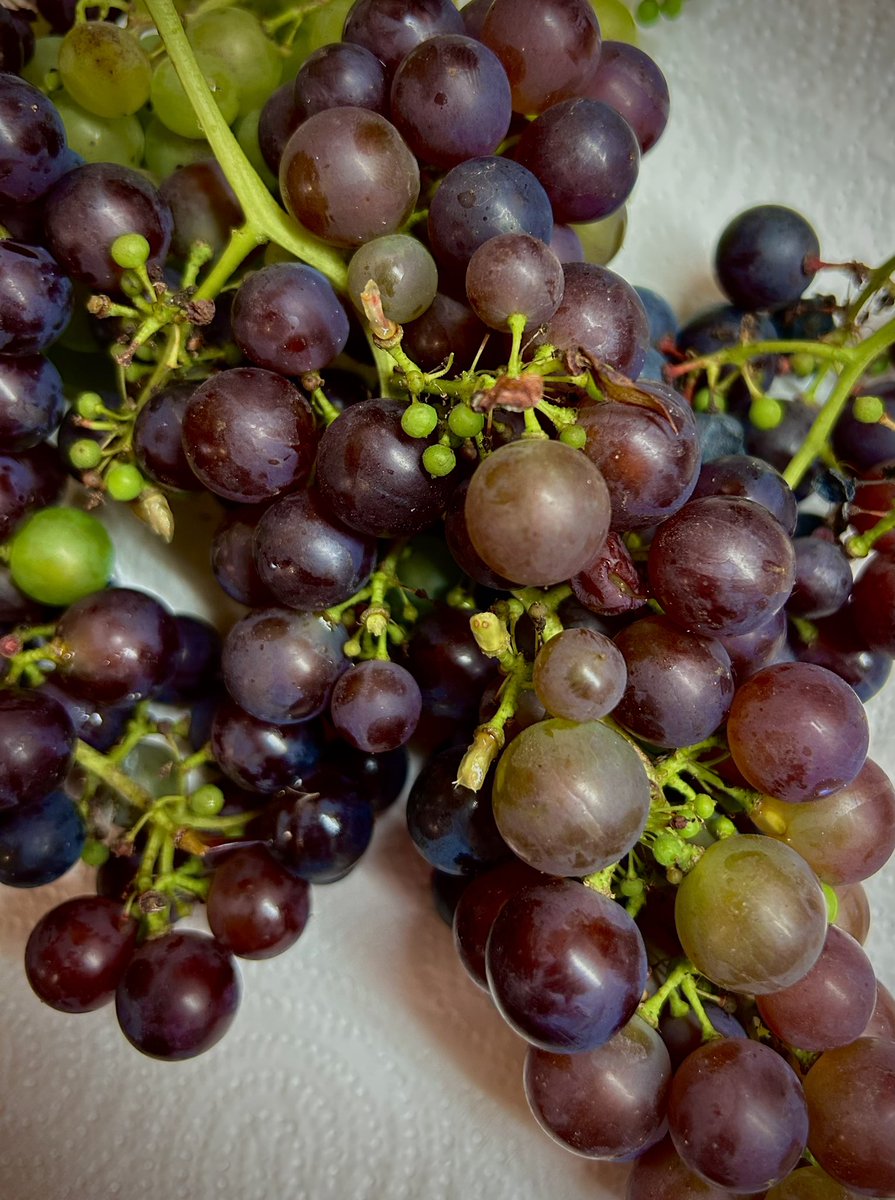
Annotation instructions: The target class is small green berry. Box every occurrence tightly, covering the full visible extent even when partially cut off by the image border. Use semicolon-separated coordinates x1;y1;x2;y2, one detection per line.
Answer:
693;793;716;821
422;444;456;477
189;784;225;817
822;881;840;923
76;391;105;419
692;387;713;413
69;438;103;470
789;352;816;378
709;815;737;839
853;394;885;424
111;232;151;270
867;354;890;376
749;395;783;430
637;0;661;24
9;506;114;606
81;839;110;868
401;402;439;439
447;404;485;439
661;0;683;17
619;877;645;897
652;832;682;868
559;424;587;450
106;462;145;502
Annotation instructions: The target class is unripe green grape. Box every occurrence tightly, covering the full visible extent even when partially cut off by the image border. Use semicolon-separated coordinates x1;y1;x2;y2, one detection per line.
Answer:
749;395;783;430
789;351;816;377
693;387;714;412
571;207;627;267
58;23;152;119
151;54;239;140
422;444;456;477
709;815;737;839
447;405;485;439
661;0;684;18
637;0;661;23
106;463;145;502
589;0;639;44
559;425;587;450
190;785;225;817
144;117;213;178
8;507;114;606
285;0;354;75
401;403;439;439
187;9;282;117
652;832;683;867
853;393;885;424
81;839;110;867
54;94;145;168
21;35;63;93
111;234;151;270
693;793;715;821
76;392;105;419
69;439;104;470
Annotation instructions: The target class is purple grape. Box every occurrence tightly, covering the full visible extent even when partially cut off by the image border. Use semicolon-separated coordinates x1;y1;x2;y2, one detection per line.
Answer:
569;531;648;615
691;453;798;533
39;680;132;753
258;80;302;175
294;41;387;119
211;507;276;608
715;204;820;310
133;382;203;492
211;699;322;794
0;73;69;204
25;896;138;1013
342;0;464;76
582;41;670;153
0;240;73;356
0;442;66;541
0;687;75;812
405;603;494;722
155;615;221;704
465;232;564;330
329;659;422;753
791;605;892;702
850;551;895;656
452;858;545;989
0;354;65;453
0;788;85;887
259;773;375;883
206;844;311;960
402;293;490;373
158;159;243;261
788;535;853;619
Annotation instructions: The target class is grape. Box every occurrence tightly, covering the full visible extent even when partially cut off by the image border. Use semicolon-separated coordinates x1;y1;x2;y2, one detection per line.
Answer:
151;53;240;141
569;531;648;615
788;536;853;618
257;81;302;175
612;615;735;748
9;506;114;606
464;439;611;587
676;304;778;389
514;98;640;224
58;22;151;119
347;234;439;325
716;204;820;310
465;233;564;330
211;699;322;795
0;353;65;451
791;605;892;703
582;41;670;153
834;383;895;471
294;41;387;119
485;878;647;1052
717;607;788;680
258;773;375;884
532;627;627;721
182;368;316;504
452;858;545;989
404;603;494;722
0;241;73;357
206;845;311;960
24;896;138;1013
54;94;145;169
833;881;871;945
390;34;512;169
804;1038;895;1196
750;758;895;885
668;1038;808;1193
524;1016;671;1160
342;0;464;76
865;980;895;1039
143;117;213;178
187;8;282;117
635;286;678;347
158;160;244;261
329;744;408;816
253;488;377;612
132;382;203;493
479;0;601;114
211;508;276;608
329;660;422;753
279;107;420;248
0;789;85;887
0;442;67;542
115;930;240;1061
848;464;895;555
0;688;75;812
550;223;586;263
658;1003;746;1071
674;834;828;994
155;615;221;705
691;453;798;533
727;662;870;803
0;73;69;204
492;718;651;876
221;608;348;726
402;293;490;373
851;552;895;655
626;1135;746;1199
756;924;877;1051
765;1166;854;1199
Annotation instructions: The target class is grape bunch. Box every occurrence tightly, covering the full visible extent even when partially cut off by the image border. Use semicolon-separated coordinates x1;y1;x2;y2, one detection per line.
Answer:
0;0;894;1196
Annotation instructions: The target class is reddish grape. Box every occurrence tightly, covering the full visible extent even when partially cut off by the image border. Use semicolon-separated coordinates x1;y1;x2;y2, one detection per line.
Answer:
582;41;670;154
342;0;464;76
0;687;75;812
25;896;138;1013
329;660;422;753
294;41;387;119
465;232;564;330
532;627;627;722
451;858;545;990
206;845;311;960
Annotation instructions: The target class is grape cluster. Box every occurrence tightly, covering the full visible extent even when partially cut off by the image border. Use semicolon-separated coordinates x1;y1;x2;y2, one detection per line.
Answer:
0;0;894;1196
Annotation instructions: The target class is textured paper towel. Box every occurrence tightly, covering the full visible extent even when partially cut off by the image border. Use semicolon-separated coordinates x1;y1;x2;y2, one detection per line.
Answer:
1;3;893;1199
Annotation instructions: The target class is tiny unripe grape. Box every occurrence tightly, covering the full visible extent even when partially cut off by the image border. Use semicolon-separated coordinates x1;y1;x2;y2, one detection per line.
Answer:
70;439;103;470
190;785;225;817
76;392;105;419
106;463;145;502
853;393;885;423
789;351;817;377
558;425;586;450
750;395;783;429
81;839;110;867
111;233;151;270
422;444;456;477
448;405;484;439
401;403;439;439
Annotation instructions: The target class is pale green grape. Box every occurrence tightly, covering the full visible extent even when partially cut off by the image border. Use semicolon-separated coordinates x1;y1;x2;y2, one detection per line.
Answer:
21;35;63;93
187;9;282;117
284;0;355;76
143;118;212;179
590;0;640;44
151;54;239;140
571;206;628;266
235;109;278;192
347;234;439;323
58;23;152;119
55;94;144;168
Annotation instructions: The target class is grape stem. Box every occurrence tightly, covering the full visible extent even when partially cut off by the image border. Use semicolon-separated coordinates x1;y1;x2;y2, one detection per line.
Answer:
142;0;348;292
75;739;155;812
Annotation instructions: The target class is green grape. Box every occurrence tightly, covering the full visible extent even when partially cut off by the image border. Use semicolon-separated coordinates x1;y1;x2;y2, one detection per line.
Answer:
571;207;627;267
69;439;104;470
285;0;355;75
401;403;439;439
54;93;145;168
637;0;661;23
21;35;63;93
853;393;885;423
422;444;456;477
76;392;105;419
8;507;115;606
58;23;152;119
111;234;151;270
81;839;111;868
235;109;278;193
750;395;784;429
106;463;145;502
187;9;282;117
661;0;684;17
589;0;639;44
143;117;213;178
558;425;586;450
190;785;225;817
790;351;816;377
151;54;240;141
447;405;485;439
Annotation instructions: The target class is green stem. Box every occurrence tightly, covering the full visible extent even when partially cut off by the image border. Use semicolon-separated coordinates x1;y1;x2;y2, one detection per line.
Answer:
75;740;155;811
680;975;723;1042
143;0;348;291
846;252;895;323
847;501;895;557
506;313;527;377
194;222;262;301
638;962;693;1028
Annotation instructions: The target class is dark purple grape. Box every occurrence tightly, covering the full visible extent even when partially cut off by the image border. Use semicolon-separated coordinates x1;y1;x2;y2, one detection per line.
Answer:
426;156;554;280
0;788;85;887
405;603;494;721
486;878;647;1052
0;9;25;73
514;98;640;224
154;615;221;704
582;41;669;153
691;453;798;534
443;477;518;590
402;292;490;373
231;263;349;376
0;240;73;356
0;442;66;541
25;896;138;1013
0;687;75;812
182;368;316;504
43;163;173;290
717;607;788;680
787;535;852;619
324;743;408;815
259;774;375;883
56;587;180;706
791;605;892;702
158;159;243;261
39;680;132;753
252;487;376;611
716;204;820;310
658;1003;745;1070
746;397;817;478
479;0;601;114
635;286;678;347
390;34;511;169
0;562;46;625
533;261;649;378
221;607;347;725
316;398;454;538
258;80;302;175
851;552;895;656
133;382;203;492
329;660;421;753
206;844;311;960
405;745;508;876
613;615;735;748
833;381;895;471
668;1038;808;1193
648;496;796;638
211;699;322;794
342;0;464;75
452;857;545;989
549;223;585;263
115;930;240;1060
294;41;387;118
676;304;778;389
465;232;564;330
0;73;69;204
0;354;65;452
211;507;276;608
280;107;419;248
569;531;648;615
627;1135;747;1199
